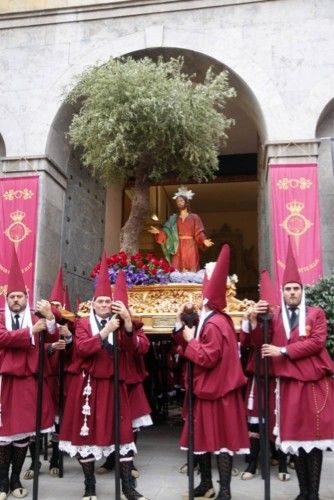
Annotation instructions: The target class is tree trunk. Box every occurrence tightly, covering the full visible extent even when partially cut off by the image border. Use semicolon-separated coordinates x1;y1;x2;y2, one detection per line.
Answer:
119;159;152;254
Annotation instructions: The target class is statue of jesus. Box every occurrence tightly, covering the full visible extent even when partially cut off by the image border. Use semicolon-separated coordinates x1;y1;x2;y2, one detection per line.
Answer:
148;186;214;272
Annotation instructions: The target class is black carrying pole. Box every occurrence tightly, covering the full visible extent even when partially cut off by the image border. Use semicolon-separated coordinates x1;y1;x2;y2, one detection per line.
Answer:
187;361;194;500
254;346;265;480
113;328;121;500
33;329;45;500
261;313;272;500
58;350;65;478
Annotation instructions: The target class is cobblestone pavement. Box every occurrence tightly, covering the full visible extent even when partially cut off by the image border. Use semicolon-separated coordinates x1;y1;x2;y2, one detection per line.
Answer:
25;423;333;499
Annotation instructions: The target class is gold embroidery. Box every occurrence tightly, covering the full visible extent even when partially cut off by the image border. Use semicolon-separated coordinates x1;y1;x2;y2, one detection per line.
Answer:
277;258;319;273
3;189;34;200
4;210;31;249
0;262;32;274
276;177;312;190
280;201;313;253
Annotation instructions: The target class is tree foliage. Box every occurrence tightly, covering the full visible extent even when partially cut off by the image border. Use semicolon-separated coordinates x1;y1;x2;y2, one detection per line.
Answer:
66;56;236;185
305;274;334;358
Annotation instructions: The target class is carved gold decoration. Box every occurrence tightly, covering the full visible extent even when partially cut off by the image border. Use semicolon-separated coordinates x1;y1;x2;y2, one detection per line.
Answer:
0;285;8;296
4;210;31;249
3;189;34;200
280;200;313;253
277;177;312;190
77;282;254;334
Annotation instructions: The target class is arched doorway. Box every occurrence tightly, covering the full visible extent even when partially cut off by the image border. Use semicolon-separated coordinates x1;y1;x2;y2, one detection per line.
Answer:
120;48;265;300
46;47;266;302
315;98;334;274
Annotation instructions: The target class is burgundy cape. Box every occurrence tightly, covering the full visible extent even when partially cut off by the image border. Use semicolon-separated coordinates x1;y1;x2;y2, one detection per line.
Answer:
59;316;137;458
0;313;57;440
251;306;334;448
156;213;207;271
177;312;249;453
120;327;151;423
239;328;276;437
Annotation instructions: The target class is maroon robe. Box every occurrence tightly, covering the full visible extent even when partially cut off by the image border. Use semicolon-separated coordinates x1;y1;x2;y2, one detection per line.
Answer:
0;312;57;440
177;312;249;453
156;213;207;271
59;317;138;458
239;328;276;437
121;327;151;422
251;306;334;447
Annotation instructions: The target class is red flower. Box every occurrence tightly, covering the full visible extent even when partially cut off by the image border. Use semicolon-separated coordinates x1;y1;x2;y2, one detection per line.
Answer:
137;261;144;269
151;268;157;275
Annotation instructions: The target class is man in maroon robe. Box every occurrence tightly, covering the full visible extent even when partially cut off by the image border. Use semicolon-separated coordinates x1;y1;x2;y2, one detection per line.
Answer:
244;241;334;500
0;247;57;498
149;186;213;271
59;253;149;500
174;245;249;499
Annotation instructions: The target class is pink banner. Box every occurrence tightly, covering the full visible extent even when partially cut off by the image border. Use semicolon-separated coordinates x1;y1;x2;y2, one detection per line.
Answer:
0;176;39;309
269;164;323;287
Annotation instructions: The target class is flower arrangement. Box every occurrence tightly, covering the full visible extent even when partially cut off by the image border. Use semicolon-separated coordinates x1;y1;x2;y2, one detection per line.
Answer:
91;251;175;287
91;252;239;289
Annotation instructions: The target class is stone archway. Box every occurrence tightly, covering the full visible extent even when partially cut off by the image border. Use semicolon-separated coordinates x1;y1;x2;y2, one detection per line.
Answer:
45;45;267;301
0;134;5;158
315;98;334;274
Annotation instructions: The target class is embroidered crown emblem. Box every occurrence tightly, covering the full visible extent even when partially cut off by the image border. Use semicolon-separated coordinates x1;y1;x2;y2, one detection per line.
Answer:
286;201;304;214
10;210;26;222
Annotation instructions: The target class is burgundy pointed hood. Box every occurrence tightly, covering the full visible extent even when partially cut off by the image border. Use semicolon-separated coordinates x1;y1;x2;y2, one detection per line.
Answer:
282;238;302;286
204;244;230;312
7;245;26;295
94;251;112;298
113;270;128;307
49;267;64;303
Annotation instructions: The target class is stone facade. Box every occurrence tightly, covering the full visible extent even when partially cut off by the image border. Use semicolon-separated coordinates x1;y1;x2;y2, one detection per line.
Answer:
0;0;333;301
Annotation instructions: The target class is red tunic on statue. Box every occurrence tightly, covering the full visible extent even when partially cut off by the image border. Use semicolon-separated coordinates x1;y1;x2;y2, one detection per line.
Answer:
0;313;57;441
177;312;249;453
59;317;137;459
251;306;334;452
156;213;207;271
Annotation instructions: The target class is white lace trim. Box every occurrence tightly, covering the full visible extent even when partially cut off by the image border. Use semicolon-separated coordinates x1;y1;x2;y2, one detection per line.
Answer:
59;440;137;460
0;426;55;444
277;439;334;455
132;415;153;429
181;447;250;456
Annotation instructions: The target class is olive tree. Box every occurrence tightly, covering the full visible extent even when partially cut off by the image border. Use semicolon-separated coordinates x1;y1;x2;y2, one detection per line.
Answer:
66;56;236;253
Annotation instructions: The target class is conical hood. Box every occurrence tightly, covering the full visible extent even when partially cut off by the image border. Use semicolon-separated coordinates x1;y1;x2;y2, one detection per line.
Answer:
94;251;112;298
49;267;64;303
282;237;302;286
202;273;209;298
260;270;279;305
63;285;71;311
204;244;230;312
113;269;128;307
7;245;26;295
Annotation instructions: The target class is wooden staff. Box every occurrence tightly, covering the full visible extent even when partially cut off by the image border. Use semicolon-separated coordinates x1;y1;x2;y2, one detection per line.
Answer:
113;327;121;500
254;341;265;480
58;350;65;477
33;327;45;500
187;360;194;500
260;312;272;500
